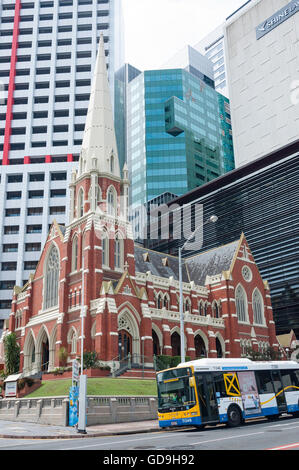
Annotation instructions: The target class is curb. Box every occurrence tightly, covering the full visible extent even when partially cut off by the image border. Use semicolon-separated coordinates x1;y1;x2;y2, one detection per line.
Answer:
0;427;163;440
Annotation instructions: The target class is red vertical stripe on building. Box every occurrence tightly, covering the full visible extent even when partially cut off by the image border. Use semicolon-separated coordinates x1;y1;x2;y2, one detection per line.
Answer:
2;0;22;165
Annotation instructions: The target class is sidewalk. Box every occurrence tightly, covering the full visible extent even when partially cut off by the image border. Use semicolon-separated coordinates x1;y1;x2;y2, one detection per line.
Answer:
0;419;161;439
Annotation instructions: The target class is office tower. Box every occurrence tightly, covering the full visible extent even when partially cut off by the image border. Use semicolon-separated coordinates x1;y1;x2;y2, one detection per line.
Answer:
114;63;141;173
194;24;228;97
0;0;124;327
127;47;234;211
225;0;299;167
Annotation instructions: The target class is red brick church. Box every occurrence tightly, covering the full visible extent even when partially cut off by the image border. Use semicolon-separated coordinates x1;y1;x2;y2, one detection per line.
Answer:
6;37;279;376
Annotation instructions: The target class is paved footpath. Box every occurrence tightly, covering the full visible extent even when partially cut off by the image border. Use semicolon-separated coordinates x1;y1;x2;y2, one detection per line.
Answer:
0;419;161;439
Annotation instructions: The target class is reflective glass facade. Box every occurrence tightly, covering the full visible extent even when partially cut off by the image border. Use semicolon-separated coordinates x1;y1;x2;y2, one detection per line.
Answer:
114;63;141;173
127;68;234;209
145;144;299;337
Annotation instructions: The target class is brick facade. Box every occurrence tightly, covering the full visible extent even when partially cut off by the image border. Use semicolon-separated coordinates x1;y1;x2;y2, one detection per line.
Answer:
6;36;278;375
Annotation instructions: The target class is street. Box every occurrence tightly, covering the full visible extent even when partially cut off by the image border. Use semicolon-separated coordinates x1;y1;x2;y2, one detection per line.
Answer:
0;415;298;452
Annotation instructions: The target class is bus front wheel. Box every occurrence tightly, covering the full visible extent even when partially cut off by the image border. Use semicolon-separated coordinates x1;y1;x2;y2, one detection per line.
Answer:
227;405;242;427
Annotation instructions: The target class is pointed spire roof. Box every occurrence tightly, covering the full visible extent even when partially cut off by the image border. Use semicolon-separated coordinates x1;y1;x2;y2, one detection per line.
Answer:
78;34;120;178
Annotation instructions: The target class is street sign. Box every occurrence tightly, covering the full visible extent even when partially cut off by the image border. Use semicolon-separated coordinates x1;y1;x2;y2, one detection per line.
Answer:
72;359;80;384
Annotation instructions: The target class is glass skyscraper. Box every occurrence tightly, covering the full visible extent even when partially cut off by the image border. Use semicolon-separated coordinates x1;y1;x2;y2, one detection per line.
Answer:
127;60;234;210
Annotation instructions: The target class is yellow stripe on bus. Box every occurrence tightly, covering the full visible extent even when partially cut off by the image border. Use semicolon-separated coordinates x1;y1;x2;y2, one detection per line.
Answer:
260;385;299;405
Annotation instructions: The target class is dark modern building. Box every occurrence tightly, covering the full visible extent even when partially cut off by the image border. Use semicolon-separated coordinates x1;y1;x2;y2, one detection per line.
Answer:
144;139;299;337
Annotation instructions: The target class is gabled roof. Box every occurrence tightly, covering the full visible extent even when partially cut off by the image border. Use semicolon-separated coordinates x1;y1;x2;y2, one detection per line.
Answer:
134;238;240;286
134;246;189;282
186;240;239;285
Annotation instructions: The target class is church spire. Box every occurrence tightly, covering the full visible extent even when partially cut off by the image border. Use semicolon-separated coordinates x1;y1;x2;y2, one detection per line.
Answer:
78;34;120;178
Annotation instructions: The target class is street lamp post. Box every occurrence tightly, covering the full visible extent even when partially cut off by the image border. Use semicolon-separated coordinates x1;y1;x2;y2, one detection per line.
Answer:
77;254;87;434
179;215;218;363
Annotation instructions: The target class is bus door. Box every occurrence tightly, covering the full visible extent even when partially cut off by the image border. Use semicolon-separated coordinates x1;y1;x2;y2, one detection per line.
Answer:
271;370;287;413
196;373;219;423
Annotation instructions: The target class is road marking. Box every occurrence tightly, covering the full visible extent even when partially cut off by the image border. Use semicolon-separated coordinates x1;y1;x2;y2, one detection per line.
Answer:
0;439;72;449
63;432;174;450
191;431;265;446
268;442;299;451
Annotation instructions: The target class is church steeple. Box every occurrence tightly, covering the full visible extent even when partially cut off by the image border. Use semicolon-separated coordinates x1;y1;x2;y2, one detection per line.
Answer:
78;34;120;178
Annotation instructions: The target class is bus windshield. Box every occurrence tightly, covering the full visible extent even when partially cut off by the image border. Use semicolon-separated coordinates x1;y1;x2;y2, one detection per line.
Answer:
157;367;196;412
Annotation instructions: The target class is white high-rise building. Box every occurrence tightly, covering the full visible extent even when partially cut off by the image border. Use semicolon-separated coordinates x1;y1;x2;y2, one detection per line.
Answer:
0;0;124;326
225;0;299;167
194;24;228;97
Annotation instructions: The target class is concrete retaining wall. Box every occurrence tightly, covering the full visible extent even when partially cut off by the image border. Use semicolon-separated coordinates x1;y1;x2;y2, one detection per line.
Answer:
0;396;158;426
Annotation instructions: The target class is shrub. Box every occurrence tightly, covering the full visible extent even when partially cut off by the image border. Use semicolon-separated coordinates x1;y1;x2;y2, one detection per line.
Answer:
155;355;191;371
83;351;98;369
17;377;35;390
3;333;20;375
53;367;65;375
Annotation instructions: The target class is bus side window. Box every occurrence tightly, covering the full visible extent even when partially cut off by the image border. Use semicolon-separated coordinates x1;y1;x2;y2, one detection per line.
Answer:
213;372;227;397
281;369;299;389
281;369;292;389
256;370;274;394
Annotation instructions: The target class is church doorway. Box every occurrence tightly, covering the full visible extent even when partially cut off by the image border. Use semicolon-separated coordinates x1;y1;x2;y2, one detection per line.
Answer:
152;330;160;356
171;332;181;356
41;338;49;371
216;337;223;358
118;330;132;361
195;335;207;358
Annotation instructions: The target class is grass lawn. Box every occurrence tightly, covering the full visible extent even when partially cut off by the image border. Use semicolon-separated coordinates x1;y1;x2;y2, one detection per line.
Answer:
26;378;158;398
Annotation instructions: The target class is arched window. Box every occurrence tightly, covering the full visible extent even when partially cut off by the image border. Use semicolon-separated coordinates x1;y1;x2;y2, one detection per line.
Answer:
253;289;264;325
163;294;170;310
78;188;84;218
114;233;123;269
107;186;116;216
213;301;221;318
96;186;101;207
89;185;101;210
102;231;109;267
44;245;60;310
204;302;208;316
71;330;77;354
184;297;191;313
110;154;114;173
236;284;248;322
198;301;204;316
71;236;78;272
156;292;163;309
15;310;22;329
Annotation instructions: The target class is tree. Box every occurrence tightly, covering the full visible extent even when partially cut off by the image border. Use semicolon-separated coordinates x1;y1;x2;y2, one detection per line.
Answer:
244;346;280;361
58;346;68;366
3;333;20;375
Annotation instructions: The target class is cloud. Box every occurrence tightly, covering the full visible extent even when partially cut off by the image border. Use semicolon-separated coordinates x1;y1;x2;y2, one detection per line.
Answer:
122;0;247;70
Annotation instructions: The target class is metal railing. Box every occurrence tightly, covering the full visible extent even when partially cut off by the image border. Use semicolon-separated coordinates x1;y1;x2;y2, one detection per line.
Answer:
110;353;156;378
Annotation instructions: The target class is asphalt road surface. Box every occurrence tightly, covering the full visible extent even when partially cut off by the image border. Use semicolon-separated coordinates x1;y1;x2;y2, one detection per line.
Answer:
0;415;298;455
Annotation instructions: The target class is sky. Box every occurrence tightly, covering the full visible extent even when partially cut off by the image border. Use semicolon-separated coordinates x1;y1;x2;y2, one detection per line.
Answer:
121;0;247;71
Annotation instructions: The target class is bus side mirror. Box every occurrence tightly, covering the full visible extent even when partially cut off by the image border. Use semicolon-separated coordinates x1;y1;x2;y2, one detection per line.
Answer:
189;377;195;388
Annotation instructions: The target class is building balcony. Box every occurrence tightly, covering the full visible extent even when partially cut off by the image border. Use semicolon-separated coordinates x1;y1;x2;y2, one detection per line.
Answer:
149;307;225;328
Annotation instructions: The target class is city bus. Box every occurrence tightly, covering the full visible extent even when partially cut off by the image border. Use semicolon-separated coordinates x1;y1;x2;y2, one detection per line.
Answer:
156;358;299;429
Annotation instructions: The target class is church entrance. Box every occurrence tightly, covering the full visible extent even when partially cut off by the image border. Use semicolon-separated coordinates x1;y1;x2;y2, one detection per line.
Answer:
118;330;132;361
152;330;160;356
195;335;207;358
171;332;181;356
41;338;49;371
